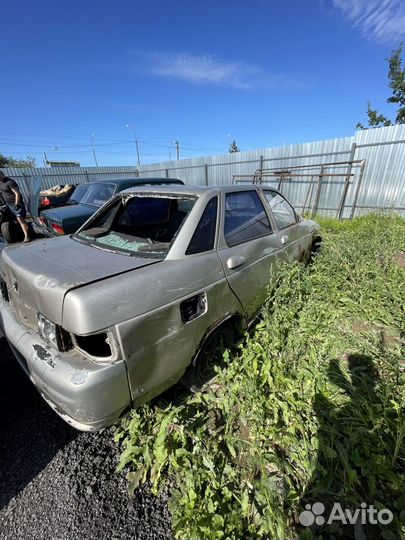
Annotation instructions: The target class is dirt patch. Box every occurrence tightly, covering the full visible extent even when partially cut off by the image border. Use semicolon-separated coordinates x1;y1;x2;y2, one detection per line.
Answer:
393;251;405;269
351;321;400;349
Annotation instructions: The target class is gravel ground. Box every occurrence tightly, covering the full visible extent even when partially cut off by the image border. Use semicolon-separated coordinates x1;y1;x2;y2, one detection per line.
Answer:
0;338;173;540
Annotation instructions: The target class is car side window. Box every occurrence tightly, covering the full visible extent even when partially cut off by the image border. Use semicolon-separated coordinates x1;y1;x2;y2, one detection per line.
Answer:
81;184;116;207
186;196;218;255
224;191;272;247
263;191;297;230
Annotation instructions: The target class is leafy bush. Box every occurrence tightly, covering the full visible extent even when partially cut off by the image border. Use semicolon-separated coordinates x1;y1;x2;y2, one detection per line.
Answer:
116;214;405;540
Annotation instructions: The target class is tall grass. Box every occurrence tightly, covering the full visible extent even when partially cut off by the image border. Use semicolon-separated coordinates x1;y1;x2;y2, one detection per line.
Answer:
116;214;405;540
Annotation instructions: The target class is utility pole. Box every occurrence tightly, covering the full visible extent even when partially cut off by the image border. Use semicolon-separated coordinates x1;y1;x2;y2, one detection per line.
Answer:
175;140;180;160
91;135;99;167
126;124;141;166
134;136;141;167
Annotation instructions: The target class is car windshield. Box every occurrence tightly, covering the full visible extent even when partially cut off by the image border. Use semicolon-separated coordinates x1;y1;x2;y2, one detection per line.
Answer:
67;184;91;205
79;183;116;207
74;194;196;258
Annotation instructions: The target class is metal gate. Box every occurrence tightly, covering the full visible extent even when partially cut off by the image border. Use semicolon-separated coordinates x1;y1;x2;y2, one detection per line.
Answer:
233;160;367;219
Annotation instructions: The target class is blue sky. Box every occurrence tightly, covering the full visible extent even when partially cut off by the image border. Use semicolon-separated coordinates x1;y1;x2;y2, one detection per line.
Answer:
1;0;404;167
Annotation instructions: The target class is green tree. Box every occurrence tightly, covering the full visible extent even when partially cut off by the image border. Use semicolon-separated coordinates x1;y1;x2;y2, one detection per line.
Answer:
357;44;405;129
229;140;240;153
0;153;36;168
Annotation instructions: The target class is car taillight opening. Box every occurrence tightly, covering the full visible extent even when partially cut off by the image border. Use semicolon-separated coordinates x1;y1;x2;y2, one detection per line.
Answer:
42;197;51;206
51;223;65;235
74;332;113;360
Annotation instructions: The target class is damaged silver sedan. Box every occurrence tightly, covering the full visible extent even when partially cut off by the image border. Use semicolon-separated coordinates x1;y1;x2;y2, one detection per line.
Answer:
0;185;320;430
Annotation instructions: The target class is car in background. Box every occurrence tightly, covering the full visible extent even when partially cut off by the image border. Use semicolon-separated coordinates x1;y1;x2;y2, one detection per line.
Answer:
39;184;77;210
33;177;184;237
0;184;320;430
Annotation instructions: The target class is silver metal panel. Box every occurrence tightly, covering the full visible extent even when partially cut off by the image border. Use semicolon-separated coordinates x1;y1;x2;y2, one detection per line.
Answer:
1;125;404;217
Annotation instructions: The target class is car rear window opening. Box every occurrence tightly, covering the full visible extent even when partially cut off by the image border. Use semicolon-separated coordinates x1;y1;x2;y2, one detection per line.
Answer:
75;195;196;258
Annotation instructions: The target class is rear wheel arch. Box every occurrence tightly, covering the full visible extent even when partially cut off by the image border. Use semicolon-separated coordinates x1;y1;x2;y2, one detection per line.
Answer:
307;234;322;264
199;313;245;350
312;234;322;253
180;313;245;391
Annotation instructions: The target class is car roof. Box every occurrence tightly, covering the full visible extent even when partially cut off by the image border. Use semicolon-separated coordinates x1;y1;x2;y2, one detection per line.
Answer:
117;184;283;196
118;185;219;196
88;177;184;187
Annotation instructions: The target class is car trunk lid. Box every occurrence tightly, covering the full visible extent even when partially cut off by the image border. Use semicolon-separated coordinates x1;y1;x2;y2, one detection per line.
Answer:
40;204;96;235
0;236;160;329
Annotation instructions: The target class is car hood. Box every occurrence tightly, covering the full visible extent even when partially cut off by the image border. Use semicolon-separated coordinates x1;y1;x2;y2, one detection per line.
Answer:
0;236;160;328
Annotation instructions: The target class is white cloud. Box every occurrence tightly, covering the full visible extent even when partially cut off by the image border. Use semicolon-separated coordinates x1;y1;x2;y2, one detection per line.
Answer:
102;50;303;90
141;51;300;90
332;0;405;43
147;52;255;89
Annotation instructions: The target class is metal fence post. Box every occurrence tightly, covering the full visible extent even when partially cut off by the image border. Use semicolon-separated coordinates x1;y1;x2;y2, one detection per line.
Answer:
21;172;30;201
337;172;351;218
258;155;264;184
337;143;356;219
302;176;315;214
204;163;209;186
350;160;366;219
165;168;169;178
311;166;324;218
84;170;90;183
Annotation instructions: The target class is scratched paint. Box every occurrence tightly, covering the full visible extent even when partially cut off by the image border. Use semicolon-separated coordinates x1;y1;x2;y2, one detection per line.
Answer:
32;344;55;368
70;370;89;385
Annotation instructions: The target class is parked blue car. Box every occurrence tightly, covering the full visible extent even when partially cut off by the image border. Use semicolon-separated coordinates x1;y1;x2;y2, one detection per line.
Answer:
33;177;184;237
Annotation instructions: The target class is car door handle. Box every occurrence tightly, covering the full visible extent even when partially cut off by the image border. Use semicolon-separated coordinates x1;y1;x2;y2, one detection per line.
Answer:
281;235;289;245
227;255;246;270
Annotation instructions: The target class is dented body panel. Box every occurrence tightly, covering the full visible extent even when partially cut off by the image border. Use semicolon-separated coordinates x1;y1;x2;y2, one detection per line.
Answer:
1;236;159;327
0;297;130;430
0;184;320;430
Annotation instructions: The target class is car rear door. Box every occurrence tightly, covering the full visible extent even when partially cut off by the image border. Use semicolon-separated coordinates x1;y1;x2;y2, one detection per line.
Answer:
261;189;313;261
217;187;284;319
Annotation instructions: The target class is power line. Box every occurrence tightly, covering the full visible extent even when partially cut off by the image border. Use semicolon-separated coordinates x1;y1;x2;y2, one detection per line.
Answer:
0;129;226;153
0;126;226;149
0;139;134;149
0;126;130;142
2;148;180;158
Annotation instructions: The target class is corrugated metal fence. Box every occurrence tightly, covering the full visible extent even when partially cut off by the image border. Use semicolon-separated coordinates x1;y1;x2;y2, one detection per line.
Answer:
1;125;404;218
0;166;140;208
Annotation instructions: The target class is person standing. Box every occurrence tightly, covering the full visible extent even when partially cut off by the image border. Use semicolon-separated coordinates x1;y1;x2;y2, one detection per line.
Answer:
0;171;30;242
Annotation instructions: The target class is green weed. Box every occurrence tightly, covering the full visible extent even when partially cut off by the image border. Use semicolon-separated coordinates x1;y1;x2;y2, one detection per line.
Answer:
115;213;405;540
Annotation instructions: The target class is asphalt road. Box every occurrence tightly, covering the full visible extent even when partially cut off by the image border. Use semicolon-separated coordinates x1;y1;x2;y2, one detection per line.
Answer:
0;338;173;540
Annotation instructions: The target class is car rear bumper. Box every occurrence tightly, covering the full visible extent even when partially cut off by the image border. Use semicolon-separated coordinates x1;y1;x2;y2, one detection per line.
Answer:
0;297;131;431
31;220;54;238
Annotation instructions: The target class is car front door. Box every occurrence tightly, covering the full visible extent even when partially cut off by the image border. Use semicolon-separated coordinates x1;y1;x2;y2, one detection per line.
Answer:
217;188;284;319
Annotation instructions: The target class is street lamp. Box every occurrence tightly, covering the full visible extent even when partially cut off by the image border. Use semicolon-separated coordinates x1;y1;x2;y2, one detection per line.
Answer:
126;124;141;166
91;134;99;167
